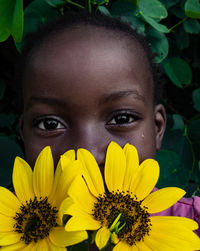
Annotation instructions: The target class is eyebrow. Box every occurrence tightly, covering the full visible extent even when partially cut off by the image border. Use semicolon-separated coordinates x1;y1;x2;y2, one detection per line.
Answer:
99;90;145;105
25;96;66;111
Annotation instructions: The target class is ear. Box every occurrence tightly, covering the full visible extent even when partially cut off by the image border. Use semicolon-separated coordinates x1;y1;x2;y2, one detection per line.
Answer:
154;104;166;151
19;115;24;142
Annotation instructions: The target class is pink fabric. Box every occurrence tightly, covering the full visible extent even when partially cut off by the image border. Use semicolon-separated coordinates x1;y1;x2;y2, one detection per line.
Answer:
151;195;200;237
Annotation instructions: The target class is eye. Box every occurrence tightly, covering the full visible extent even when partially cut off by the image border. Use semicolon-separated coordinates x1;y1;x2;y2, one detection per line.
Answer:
33;117;65;131
107;112;136;126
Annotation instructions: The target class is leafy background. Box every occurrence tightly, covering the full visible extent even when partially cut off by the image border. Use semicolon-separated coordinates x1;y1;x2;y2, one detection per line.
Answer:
0;0;200;196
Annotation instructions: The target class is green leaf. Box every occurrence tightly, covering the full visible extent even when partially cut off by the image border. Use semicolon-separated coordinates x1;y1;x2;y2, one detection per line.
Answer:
159;0;180;9
184;18;200;33
0;136;24;187
141;14;169;33
157;129;193;189
192;88;200;112
146;26;169;63
185;0;200;19
139;0;168;21
174;26;190;50
156;149;181;183
110;0;145;34
172;114;185;131
16;0;59;52
45;0;65;7
162;57;192;88
98;6;111;16
0;0;23;42
111;0;136;17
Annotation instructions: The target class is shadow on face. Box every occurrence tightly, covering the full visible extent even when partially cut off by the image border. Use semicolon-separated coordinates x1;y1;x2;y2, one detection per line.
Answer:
20;26;166;171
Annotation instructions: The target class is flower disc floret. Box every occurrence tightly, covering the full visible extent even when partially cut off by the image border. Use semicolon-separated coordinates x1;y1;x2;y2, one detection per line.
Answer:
64;142;200;251
93;190;151;246
0;146;88;250
14;196;58;244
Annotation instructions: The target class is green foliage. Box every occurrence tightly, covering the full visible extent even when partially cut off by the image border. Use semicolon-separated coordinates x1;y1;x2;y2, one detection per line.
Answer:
0;0;199;197
0;0;23;42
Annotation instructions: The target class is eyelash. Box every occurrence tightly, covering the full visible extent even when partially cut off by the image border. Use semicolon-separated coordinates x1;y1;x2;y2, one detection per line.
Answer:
33;116;66;131
107;111;140;126
32;110;139;132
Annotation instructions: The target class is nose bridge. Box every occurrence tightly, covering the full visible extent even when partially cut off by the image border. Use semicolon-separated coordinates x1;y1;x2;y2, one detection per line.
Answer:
70;122;107;165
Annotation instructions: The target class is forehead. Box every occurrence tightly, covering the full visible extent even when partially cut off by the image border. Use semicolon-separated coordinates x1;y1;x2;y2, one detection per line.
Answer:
23;26;153;102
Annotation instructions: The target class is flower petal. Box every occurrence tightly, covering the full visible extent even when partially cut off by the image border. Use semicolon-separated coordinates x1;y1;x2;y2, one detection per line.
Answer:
122;144;139;192
142;187;186;214
105;142;126;192
0;214;16;232
33;146;54;198
113;241;132;251
150;216;199;230
63;149;75;161
78;148;105;197
51;157;82;208
47;238;66;251
48;159;63;206
95;227;110;250
135;240;151;251
145;216;200;250
130;159;159;201
35;239;48;251
65;215;100;231
50;226;88;247
68;175;97;214
0;186;21;217
0;232;22;246
13;157;34;205
58;197;74;226
0;241;25;250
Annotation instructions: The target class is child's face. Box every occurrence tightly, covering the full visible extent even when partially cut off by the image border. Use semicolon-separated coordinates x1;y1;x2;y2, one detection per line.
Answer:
20;27;166;170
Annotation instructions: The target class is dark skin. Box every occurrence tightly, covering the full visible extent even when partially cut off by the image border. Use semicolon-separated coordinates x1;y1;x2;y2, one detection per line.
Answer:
20;26;166;175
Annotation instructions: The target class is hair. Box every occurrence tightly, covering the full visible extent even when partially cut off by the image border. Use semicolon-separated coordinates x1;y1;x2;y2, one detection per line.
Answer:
15;10;164;110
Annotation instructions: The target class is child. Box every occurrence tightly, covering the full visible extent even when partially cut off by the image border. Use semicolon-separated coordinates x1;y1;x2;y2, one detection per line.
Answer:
16;11;200;237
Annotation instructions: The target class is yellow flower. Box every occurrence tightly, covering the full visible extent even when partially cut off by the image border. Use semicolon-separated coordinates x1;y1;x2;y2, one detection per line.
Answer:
63;142;200;250
0;146;87;250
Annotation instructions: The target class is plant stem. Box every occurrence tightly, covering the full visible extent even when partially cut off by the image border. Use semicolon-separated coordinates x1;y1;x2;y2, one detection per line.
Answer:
65;0;85;9
88;0;92;13
169;17;188;32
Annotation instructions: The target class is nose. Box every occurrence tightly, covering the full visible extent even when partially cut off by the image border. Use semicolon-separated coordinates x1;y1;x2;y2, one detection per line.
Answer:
68;122;108;169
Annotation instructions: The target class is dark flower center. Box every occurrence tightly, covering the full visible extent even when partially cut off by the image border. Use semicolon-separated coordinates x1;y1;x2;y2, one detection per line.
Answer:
92;190;151;246
13;197;58;244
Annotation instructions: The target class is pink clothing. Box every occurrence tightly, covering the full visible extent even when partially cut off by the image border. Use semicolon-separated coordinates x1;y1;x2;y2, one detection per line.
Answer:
151;196;200;237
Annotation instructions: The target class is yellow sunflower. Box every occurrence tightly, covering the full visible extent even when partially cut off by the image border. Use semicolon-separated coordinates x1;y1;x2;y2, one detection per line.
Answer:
0;146;87;250
63;142;200;250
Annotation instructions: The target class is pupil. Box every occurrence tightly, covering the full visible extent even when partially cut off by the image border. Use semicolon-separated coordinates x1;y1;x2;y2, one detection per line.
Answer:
116;115;130;124
44;119;58;130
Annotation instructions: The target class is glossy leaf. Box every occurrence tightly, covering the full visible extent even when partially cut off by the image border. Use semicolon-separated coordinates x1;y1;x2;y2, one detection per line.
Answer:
192;88;200;112
0;0;23;42
98;6;111;16
172;114;185;131
141;14;169;33
110;0;145;34
139;0;168;21
185;0;200;19
45;0;65;7
162;57;192;87
146;26;169;63
16;0;59;52
184;19;200;34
